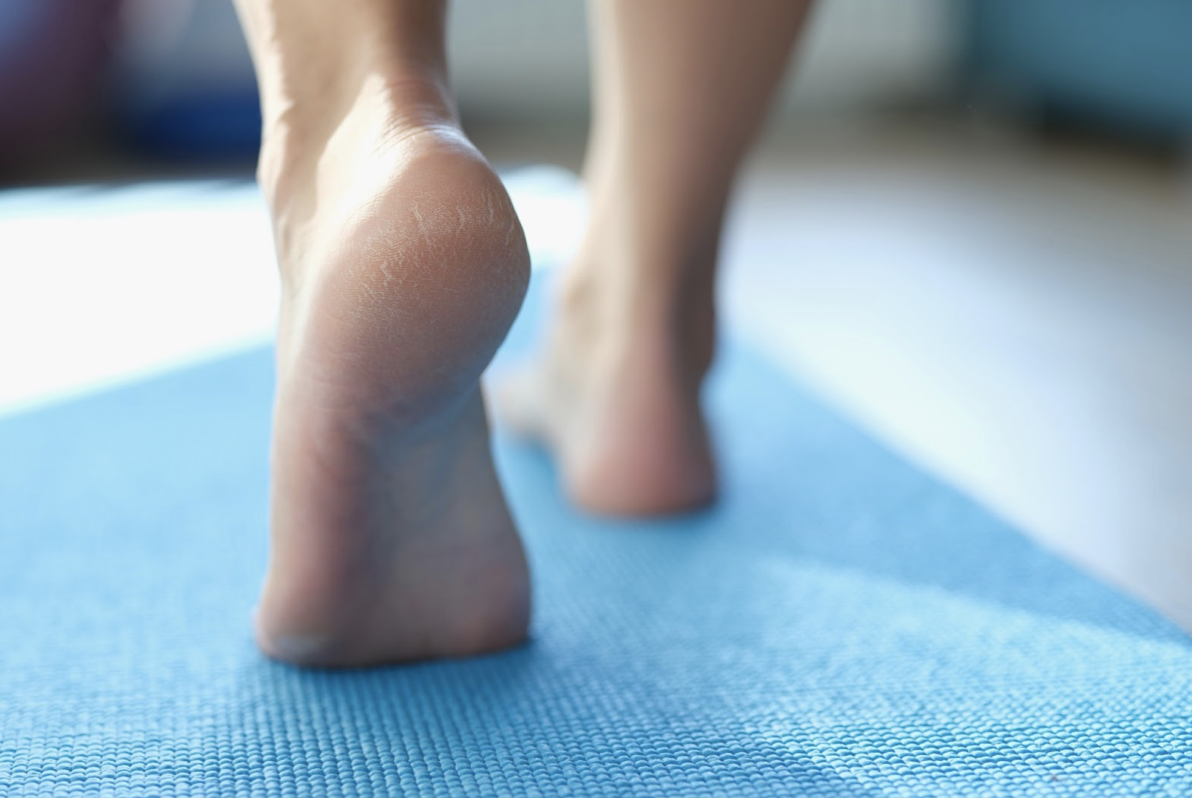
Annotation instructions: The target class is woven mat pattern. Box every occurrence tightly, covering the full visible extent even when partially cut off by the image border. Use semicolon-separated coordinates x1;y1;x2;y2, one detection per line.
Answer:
1;284;1190;797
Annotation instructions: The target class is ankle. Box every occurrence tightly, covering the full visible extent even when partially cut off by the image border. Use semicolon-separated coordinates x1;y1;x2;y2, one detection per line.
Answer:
555;266;716;391
561;230;718;368
258;69;456;199
238;0;451;134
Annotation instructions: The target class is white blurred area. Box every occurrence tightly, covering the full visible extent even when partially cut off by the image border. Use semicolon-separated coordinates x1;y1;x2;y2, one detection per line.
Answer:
0;168;585;416
0;182;274;415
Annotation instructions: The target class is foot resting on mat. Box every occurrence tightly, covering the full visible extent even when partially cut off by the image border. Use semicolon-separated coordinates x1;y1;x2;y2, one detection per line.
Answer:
254;69;532;667
495;204;719;516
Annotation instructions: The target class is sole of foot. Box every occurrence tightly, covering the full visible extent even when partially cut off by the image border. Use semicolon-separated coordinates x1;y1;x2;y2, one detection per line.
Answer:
254;77;532;668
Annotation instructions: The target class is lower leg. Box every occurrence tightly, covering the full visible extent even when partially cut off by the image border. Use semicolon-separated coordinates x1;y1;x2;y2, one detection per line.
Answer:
501;0;812;514
235;0;532;666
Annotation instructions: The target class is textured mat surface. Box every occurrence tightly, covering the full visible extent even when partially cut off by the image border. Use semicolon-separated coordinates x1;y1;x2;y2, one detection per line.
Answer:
2;282;1191;797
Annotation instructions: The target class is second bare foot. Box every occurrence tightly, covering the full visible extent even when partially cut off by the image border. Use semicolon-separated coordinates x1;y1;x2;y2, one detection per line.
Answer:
496;225;718;516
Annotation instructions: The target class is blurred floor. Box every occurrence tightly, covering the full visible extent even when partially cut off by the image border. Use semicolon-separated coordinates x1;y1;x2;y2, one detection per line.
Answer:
478;115;1192;631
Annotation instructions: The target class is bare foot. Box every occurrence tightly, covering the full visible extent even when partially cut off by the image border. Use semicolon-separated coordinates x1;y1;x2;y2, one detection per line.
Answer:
496;216;718;516
254;73;531;667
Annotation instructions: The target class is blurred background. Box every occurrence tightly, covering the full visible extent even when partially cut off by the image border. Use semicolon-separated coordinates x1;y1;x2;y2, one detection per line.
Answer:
2;0;1191;629
3;0;1192;179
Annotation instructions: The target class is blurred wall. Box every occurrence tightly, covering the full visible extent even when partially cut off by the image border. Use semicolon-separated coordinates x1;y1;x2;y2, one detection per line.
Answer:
0;0;120;171
105;0;960;160
966;0;1192;140
10;0;1189;173
447;0;960;122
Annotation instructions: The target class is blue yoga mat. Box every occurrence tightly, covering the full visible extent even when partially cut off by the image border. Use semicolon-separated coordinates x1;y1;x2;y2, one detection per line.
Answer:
2;267;1191;796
